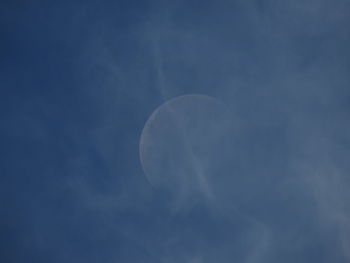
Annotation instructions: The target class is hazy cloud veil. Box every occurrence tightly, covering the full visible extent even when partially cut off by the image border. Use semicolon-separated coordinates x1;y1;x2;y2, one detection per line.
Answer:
1;0;350;262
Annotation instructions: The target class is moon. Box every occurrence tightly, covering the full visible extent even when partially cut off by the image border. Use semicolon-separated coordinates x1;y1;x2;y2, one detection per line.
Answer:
139;94;232;205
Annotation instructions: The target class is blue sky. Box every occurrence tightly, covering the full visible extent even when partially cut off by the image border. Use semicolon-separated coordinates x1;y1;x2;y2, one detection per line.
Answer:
1;0;350;262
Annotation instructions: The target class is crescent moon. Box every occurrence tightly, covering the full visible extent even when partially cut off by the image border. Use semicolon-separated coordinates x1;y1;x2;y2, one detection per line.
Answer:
139;94;230;205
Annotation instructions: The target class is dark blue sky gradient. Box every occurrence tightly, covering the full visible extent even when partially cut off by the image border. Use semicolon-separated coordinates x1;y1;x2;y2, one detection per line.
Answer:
1;0;350;262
